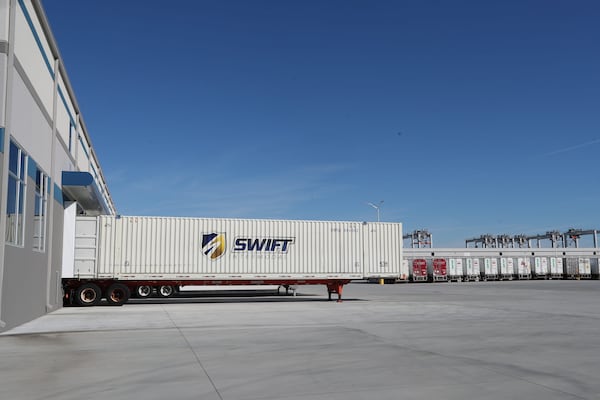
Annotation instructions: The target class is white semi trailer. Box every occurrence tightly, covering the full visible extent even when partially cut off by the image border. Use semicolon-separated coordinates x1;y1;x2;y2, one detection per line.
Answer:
62;216;404;305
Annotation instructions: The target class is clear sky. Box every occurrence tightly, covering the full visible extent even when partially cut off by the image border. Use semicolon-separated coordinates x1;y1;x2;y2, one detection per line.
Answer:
42;0;600;247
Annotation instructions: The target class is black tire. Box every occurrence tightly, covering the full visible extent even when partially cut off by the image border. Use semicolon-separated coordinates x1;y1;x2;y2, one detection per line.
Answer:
158;285;175;298
75;283;102;306
105;283;131;306
136;285;153;298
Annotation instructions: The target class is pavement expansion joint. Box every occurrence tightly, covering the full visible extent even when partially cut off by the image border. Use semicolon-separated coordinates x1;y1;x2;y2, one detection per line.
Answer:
161;305;225;400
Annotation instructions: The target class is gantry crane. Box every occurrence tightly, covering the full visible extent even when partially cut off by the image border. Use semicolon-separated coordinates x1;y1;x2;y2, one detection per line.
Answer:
465;234;497;248
563;228;599;248
403;229;433;248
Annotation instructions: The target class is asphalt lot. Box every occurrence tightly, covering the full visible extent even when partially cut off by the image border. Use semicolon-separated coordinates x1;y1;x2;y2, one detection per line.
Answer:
2;280;600;400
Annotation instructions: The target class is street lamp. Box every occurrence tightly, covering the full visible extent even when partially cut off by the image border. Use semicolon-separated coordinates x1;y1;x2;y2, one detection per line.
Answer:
367;201;384;222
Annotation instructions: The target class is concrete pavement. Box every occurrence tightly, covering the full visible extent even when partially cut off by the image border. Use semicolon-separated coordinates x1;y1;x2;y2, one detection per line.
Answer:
1;281;599;399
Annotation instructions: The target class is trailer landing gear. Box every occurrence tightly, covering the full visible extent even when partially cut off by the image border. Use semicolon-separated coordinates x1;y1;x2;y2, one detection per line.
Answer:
327;282;344;302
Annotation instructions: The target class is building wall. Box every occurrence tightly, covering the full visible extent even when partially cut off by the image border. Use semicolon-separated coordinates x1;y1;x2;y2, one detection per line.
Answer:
0;0;115;332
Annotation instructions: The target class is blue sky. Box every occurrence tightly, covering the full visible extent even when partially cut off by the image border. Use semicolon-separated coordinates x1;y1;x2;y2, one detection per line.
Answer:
43;0;600;247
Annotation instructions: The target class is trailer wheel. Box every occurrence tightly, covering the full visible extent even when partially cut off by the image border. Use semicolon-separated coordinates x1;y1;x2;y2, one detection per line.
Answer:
136;285;153;298
75;283;102;306
106;283;131;306
158;285;175;298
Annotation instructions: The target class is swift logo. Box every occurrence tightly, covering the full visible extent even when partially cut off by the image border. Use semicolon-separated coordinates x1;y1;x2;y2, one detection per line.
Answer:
202;233;226;260
233;238;294;253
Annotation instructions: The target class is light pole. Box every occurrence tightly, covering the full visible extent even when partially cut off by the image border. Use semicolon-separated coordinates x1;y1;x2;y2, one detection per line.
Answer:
367;201;383;222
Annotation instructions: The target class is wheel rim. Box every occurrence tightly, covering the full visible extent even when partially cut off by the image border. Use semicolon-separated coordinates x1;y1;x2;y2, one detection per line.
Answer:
160;286;173;296
137;286;151;297
109;289;126;302
80;288;97;304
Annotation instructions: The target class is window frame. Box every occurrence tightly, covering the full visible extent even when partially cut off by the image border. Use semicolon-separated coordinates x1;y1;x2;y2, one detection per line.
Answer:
33;166;49;252
6;140;28;247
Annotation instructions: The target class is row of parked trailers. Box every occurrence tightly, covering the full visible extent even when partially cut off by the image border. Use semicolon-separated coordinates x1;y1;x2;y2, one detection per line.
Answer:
402;249;599;282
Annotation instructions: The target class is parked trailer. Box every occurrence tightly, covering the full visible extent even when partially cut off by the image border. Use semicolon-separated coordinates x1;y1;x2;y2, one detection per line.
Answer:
429;258;448;282
549;257;563;279
448;258;464;282
533;257;549;279
63;216;403;305
579;258;592;279
499;257;515;280
563;258;591;280
517;257;532;280
564;258;578;279
482;258;499;281
465;258;480;281
399;259;410;282
410;259;428;282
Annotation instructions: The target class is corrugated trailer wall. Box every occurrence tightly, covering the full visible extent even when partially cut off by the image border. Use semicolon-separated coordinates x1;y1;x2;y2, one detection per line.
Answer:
362;222;404;279
92;216;402;281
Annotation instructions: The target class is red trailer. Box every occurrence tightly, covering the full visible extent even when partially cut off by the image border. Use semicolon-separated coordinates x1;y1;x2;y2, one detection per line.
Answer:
430;258;448;282
411;259;428;282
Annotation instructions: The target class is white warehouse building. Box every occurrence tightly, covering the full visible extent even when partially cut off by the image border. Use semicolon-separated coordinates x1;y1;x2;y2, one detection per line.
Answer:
0;0;115;332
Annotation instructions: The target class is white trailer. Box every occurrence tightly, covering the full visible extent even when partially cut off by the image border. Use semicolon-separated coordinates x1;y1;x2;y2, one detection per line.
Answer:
448;258;464;282
578;258;592;279
465;258;480;281
483;258;499;281
533;257;549;279
517;257;532;280
499;257;515;280
63;216;403;305
549;257;563;279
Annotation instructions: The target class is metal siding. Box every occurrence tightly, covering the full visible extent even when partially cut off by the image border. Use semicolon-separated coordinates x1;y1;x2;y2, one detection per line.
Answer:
3;241;47;329
0;55;6;126
91;216;384;280
0;174;64;330
14;1;54;115
54;78;70;145
10;69;52;171
74;122;83;160
52;140;73;186
76;136;88;171
56;73;75;122
0;0;9;41
73;216;97;277
363;222;402;278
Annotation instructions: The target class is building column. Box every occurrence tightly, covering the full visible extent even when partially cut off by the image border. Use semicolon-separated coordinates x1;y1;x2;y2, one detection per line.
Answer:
45;56;59;311
0;0;17;328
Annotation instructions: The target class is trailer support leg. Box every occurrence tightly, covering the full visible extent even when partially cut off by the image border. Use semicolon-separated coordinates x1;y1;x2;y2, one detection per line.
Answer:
326;282;344;303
